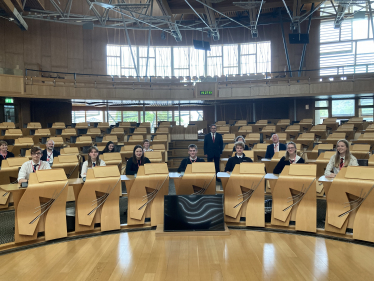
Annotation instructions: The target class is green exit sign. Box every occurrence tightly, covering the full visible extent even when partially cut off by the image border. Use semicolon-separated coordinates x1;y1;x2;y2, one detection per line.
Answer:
200;91;213;95
5;98;13;104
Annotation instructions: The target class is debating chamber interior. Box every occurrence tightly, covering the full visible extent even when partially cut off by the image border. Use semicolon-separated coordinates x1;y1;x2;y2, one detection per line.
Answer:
1;0;374;280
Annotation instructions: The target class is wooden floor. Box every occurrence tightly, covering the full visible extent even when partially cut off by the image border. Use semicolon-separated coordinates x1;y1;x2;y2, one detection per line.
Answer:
0;230;373;281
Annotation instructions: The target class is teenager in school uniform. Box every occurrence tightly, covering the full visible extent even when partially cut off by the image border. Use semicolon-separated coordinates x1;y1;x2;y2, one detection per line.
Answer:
126;145;151;175
177;144;205;173
18;146;51;183
273;141;305;174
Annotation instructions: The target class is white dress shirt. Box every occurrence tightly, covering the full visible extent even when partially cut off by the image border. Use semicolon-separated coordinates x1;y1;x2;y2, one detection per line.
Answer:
211;133;216;140
81;160;106;177
143;148;153;152
236;154;243;158
18;160;51;181
46;150;54;164
274;143;279;153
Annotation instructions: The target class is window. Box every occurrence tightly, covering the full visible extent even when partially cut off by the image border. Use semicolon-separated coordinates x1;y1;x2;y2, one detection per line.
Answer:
4;105;16;123
207;46;222;77
72;111;85;123
315;101;328;107
123;111;139;122
108;111;121;125
359;98;373;121
320;4;374;75
107;42;271;77
332;99;355;117
157;111;173;122
223;45;238;75
86;111;103;123
140;111;157;132
315;100;329;125
190;110;203;121
155;47;171;77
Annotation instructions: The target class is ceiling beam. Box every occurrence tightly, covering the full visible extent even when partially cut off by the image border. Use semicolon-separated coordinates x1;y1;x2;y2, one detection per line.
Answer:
155;0;183;41
201;0;220;40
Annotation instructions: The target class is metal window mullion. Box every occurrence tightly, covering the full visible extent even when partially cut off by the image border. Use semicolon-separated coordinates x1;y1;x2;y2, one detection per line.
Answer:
238;43;241;75
204;49;207;76
221;45;224;76
137;46;140;77
171;47;174;77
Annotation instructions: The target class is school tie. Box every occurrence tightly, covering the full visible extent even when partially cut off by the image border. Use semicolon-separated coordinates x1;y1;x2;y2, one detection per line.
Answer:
289;159;294;164
33;164;39;172
93;163;96;167
339;158;344;170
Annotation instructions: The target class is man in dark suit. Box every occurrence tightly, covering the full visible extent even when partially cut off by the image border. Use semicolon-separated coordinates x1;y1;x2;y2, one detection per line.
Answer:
265;134;286;159
41;139;60;165
204;124;223;174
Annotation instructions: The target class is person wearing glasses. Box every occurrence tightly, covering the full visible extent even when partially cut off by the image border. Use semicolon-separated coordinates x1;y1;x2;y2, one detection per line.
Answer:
0;140;14;168
273;141;304;174
18;146;51;184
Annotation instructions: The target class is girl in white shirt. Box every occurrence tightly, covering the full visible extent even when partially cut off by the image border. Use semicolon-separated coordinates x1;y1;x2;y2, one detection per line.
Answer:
81;146;106;177
325;139;358;178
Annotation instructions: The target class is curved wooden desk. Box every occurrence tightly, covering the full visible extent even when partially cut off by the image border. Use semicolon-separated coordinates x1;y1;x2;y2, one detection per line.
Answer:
173;162;216;195
127;163;169;226
325;166;374;243
271;164;317;233
220;163;265;227
75;166;121;233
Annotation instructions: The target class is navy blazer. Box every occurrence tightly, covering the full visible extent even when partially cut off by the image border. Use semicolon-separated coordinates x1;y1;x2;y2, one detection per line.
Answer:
204;133;223;158
41;149;60;161
264;143;286;159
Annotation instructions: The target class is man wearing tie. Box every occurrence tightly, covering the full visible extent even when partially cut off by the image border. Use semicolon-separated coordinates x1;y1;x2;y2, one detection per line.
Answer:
204;124;223;174
18;146;51;184
265;134;286;159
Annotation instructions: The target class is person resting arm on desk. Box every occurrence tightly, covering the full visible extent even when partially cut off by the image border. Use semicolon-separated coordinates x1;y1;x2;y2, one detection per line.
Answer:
143;139;153;152
81;146;106;177
225;141;253;173
18;146;51;183
101;141;115;154
273;141;304;174
177;144;205;173
0;140;14;168
324;139;358;178
232;136;250;151
126;145;151;175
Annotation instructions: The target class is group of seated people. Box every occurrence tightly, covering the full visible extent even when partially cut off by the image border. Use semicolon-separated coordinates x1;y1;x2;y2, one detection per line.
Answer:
0;132;360;184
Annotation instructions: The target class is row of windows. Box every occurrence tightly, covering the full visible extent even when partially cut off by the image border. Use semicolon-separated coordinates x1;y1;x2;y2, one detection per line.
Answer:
314;98;373;125
72;110;204;133
107;42;271;77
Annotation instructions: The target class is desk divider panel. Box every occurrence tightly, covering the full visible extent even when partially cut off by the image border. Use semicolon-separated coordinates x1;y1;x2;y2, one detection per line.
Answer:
271;164;317;233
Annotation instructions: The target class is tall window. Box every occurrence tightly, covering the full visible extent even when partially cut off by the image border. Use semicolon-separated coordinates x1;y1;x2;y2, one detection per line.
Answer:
359;98;374;121
315;100;329;125
108;111;121;125
331;99;355;117
86;111;103;123
123;111;139;122
72;111;85;123
107;42;271;77
320;4;374;75
207;46;223;76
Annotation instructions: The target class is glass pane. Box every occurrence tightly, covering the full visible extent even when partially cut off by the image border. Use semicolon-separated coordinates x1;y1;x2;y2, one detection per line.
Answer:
240;43;256;55
155;47;172;77
315;101;328;107
359;107;373;116
144;111;157;133
180;111;190;127
138;46;156;77
207;46;222;77
359;98;373;106
190;47;205;77
315;109;328;125
157;111;173;122
4;105;15;123
174;111;180;125
72;111;85;123
190;110;203;121
331;99;355;117
107;57;120;76
86;111;103;123
121;46;138;77
123;111;139;122
257;42;271;73
108;111;122;125
240;54;256;74
223;45;238;68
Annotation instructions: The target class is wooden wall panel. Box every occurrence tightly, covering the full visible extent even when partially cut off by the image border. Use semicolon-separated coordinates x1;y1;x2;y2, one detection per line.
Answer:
0;19;5;69
51;22;68;72
23;20;42;70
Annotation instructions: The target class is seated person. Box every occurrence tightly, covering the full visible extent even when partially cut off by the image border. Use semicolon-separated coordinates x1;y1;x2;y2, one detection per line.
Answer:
225;141;253;173
0;140;14;168
102;141;115;153
81;146;106;177
143;139;153;152
177;144;205;173
232;136;250;151
325;139;358;178
126;145;151;175
41;139;60;165
265;134;286;159
18;146;51;183
273;141;305;174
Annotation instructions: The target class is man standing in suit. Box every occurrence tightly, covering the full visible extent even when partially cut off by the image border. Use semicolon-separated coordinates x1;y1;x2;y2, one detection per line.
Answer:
204;124;223;174
265;134;286;159
41;140;60;165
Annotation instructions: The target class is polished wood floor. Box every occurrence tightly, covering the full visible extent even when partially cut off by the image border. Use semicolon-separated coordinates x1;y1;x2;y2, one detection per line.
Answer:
0;230;373;281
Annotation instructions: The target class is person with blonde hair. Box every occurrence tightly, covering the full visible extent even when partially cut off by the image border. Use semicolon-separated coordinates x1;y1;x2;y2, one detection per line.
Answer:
81;146;106;177
325;139;358;178
273;141;305;174
232;136;250;151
